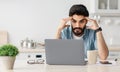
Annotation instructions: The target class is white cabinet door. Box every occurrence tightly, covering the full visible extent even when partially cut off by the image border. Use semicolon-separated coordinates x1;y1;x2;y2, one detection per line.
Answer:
90;0;120;14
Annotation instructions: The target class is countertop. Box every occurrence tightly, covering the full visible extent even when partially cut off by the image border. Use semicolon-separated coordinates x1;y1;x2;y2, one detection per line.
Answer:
1;60;120;72
19;46;120;53
109;47;120;52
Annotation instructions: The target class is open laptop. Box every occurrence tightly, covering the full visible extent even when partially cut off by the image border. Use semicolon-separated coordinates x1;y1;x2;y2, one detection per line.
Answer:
45;39;86;65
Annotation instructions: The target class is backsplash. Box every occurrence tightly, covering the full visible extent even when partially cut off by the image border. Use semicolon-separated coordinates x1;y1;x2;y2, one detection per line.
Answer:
100;16;120;47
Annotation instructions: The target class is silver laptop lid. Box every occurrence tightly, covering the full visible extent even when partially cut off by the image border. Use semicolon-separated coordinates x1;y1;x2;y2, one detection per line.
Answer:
45;39;86;65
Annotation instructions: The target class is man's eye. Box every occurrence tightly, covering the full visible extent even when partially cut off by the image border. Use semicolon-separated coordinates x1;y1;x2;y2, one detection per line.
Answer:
79;19;87;23
80;20;84;23
79;20;84;24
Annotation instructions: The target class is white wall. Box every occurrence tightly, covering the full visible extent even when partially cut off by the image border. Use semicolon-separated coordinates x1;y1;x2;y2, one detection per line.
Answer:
100;17;120;47
0;0;89;47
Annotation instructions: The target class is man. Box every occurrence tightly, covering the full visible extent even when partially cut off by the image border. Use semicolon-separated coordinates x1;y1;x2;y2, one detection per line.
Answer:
56;4;109;61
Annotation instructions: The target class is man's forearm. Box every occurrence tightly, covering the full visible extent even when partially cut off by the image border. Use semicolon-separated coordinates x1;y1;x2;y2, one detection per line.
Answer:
96;31;109;60
56;29;61;39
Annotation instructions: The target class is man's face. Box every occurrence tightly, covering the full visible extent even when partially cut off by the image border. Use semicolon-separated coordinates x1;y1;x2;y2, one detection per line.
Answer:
71;14;87;36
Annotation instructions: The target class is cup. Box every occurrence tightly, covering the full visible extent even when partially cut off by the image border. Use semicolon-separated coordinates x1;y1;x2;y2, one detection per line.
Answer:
87;50;98;64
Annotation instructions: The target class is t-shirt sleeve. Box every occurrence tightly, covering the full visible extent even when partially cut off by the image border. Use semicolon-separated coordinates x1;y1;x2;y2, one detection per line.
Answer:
94;31;97;50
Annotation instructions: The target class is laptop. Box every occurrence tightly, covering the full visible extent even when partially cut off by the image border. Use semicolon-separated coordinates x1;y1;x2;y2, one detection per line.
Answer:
45;39;86;65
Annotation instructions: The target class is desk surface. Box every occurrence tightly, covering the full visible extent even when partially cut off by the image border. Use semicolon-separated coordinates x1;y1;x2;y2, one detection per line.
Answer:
1;60;120;72
19;46;120;53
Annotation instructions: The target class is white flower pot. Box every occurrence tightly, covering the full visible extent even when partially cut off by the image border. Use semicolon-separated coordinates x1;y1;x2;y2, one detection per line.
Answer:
0;56;15;70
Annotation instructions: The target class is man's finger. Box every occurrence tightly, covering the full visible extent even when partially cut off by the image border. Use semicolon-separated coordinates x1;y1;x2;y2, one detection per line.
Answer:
65;25;70;27
63;17;72;21
85;17;94;22
86;26;92;29
66;17;72;21
85;17;90;21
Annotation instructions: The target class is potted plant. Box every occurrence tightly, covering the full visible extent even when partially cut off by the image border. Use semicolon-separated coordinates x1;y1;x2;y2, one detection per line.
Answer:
0;44;19;70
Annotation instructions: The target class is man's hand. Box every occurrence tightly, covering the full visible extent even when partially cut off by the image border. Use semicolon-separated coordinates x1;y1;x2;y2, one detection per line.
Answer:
58;17;72;30
56;17;72;39
85;17;99;30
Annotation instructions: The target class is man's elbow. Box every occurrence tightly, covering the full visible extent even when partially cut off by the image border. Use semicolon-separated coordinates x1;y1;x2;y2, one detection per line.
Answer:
99;51;109;60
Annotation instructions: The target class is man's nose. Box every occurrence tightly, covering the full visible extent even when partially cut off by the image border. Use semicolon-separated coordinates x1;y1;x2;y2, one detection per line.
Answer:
76;22;80;27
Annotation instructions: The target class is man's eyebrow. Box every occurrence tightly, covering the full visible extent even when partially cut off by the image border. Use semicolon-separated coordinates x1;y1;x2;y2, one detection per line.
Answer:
71;18;76;21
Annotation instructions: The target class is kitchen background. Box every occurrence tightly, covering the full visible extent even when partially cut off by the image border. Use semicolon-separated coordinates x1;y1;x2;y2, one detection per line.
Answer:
0;0;120;48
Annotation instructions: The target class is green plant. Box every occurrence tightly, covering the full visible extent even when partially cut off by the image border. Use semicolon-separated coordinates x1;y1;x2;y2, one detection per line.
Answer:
0;44;19;57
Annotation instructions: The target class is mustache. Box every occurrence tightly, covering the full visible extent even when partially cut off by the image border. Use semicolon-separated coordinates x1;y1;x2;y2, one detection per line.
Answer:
72;27;83;31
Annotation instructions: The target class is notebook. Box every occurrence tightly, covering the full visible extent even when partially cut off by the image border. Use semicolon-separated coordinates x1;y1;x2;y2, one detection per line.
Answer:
45;39;86;65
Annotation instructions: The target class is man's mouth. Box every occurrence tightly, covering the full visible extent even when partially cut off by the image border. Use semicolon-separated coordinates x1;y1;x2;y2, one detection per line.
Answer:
74;29;82;33
72;27;83;36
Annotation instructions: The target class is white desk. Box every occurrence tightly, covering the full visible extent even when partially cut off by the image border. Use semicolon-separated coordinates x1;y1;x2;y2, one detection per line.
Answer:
2;47;120;72
1;60;120;72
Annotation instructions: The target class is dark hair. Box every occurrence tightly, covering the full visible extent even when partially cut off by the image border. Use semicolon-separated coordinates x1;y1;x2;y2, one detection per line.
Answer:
69;4;89;17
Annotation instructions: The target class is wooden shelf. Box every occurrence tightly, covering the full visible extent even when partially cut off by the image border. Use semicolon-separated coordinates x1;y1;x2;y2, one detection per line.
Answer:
109;48;120;52
19;47;45;53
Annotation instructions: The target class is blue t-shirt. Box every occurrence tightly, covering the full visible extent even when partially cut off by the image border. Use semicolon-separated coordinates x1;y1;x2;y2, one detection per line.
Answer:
60;26;97;57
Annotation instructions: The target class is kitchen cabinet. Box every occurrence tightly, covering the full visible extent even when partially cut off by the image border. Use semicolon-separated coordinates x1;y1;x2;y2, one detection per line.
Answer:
107;47;120;60
90;0;120;16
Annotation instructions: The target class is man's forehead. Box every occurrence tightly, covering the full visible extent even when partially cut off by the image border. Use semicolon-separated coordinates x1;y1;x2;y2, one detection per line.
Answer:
72;17;86;21
71;15;86;21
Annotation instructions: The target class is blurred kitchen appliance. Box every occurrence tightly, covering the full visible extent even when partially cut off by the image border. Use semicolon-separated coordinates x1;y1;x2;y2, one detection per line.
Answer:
20;38;37;49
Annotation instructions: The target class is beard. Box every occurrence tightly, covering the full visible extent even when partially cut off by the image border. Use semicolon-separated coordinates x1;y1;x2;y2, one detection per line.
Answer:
72;26;86;36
